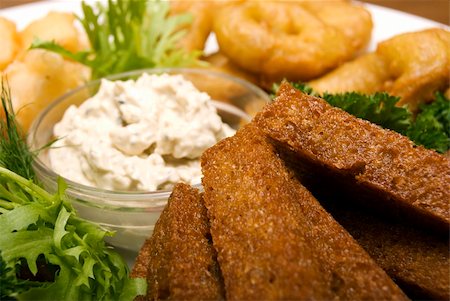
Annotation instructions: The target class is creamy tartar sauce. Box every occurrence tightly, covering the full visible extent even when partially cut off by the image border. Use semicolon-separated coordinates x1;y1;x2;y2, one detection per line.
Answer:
48;73;235;191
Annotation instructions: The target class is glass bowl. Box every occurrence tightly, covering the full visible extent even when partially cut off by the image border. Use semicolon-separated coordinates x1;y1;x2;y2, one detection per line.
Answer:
28;68;270;252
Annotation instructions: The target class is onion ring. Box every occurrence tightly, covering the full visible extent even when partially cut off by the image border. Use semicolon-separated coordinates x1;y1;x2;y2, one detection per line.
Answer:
169;1;215;51
213;1;372;81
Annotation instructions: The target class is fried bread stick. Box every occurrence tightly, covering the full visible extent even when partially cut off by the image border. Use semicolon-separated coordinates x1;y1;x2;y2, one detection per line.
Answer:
132;237;153;279
277;152;449;301
275;152;449;301
255;82;450;233
143;183;225;300
132;238;153;301
326;202;450;300
201;124;407;300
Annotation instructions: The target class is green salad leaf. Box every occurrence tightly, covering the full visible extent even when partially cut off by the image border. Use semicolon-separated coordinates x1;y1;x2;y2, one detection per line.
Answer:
0;80;146;300
0;253;31;300
273;82;450;153
0;167;147;301
31;0;203;79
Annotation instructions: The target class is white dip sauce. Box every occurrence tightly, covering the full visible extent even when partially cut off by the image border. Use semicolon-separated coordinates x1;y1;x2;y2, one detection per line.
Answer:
49;73;235;191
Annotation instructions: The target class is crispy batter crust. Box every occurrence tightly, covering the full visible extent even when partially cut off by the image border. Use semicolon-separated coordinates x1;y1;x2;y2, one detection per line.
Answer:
143;183;224;300
255;82;450;233
201;124;407;300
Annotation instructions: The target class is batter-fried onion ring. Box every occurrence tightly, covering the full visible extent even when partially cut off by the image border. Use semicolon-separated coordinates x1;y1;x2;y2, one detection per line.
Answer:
213;1;372;81
169;1;215;52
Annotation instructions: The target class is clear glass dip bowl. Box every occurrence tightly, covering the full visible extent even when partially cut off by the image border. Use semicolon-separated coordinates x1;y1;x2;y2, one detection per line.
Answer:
28;68;270;252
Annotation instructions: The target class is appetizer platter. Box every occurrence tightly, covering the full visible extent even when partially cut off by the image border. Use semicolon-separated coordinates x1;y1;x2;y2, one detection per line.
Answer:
0;0;449;300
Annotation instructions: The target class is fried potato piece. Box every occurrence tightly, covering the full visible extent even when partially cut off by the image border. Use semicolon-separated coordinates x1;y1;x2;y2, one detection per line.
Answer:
255;82;450;233
4;49;90;132
309;53;390;94
20;12;87;52
201;123;407;300
144;183;225;300
0;17;21;71
1;11;91;132
376;28;450;111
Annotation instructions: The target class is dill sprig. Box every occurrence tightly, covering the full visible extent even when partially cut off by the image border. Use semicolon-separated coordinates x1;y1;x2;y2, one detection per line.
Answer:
0;79;36;181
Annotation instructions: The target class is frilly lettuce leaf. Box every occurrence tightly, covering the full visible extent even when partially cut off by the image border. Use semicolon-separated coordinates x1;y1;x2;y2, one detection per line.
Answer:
0;168;147;300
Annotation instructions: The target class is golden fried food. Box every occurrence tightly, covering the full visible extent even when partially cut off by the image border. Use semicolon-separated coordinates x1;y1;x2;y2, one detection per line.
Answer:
20;12;88;53
1;12;91;132
255;82;450;233
213;1;372;82
203;51;258;85
0;17;21;71
301;1;373;52
144;183;225;300
309;28;450;111
201;123;407;300
169;1;214;52
376;28;450;111
4;49;90;131
309;53;390;94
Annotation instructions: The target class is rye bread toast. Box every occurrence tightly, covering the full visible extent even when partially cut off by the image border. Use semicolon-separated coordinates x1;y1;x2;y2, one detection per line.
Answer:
327;202;449;301
201;123;407;300
141;183;224;300
255;82;450;233
276;147;449;301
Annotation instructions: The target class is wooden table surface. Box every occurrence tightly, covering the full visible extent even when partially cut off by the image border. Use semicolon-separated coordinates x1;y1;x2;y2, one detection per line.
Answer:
1;0;449;25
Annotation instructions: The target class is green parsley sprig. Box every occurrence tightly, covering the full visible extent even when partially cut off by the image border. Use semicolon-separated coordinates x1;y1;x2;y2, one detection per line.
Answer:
31;0;202;79
406;92;450;153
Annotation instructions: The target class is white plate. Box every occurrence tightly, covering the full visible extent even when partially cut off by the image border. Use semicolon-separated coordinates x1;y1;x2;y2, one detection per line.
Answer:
0;0;448;267
1;0;448;54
